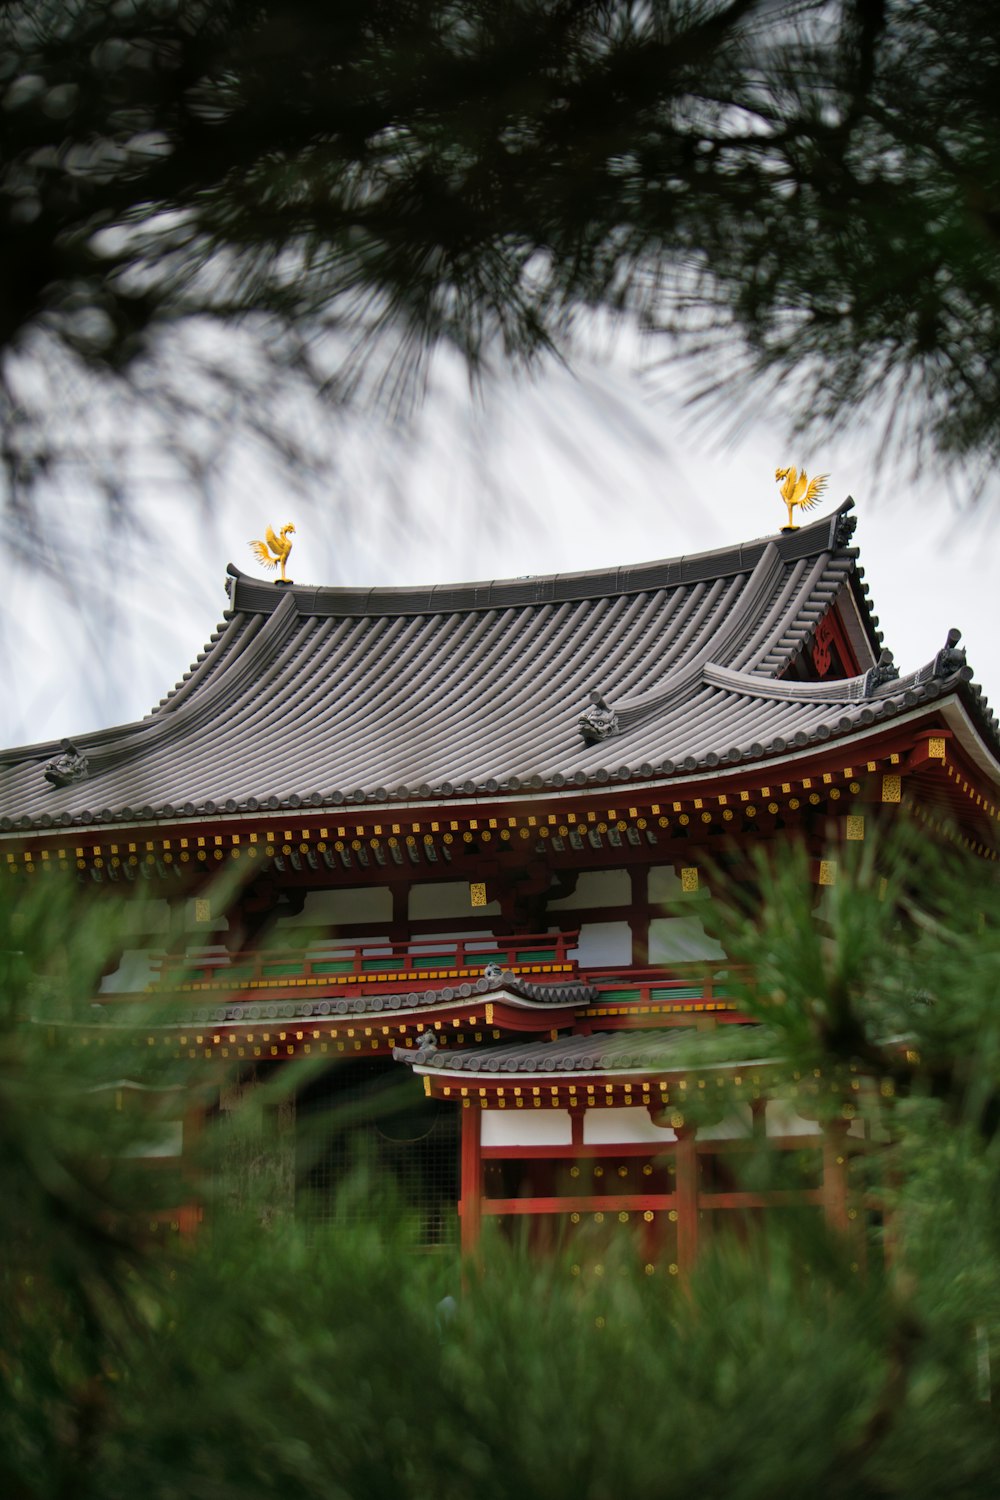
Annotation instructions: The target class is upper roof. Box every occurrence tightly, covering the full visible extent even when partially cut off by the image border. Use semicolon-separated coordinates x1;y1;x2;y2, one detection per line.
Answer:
0;500;995;833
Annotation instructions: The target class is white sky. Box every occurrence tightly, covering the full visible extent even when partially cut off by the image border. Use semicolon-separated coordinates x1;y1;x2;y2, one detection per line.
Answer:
3;336;998;751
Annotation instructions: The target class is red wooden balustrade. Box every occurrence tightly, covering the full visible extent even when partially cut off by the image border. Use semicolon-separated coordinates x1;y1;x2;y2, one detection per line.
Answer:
587;963;752;1013
147;929;582;991
104;936;753;1020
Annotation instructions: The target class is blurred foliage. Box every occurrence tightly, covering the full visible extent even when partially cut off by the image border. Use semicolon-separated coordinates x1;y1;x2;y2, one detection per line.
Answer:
3;830;1000;1497
4;0;1000;528
699;825;1000;1132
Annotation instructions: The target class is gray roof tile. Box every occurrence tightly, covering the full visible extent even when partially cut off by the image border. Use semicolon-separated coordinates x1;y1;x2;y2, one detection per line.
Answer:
0;501;988;830
153;972;598;1028
408;1028;705;1074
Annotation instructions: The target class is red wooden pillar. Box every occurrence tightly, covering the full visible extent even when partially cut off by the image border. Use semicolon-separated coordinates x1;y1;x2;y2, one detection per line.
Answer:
178;1098;207;1238
629;867;649;967
569;1107;585;1148
459;1102;482;1258
822;1122;850;1235
674;1124;700;1273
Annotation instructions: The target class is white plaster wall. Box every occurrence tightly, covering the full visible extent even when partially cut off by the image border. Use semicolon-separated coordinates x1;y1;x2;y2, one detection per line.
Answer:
648;865;682;904
570;921;632;967
766;1101;822;1136
121;1121;184;1158
304;936;392;957
583;1106;678;1144
548;868;630;910
121;899;170;934
766;1102;865;1139
282;886;393;926
409;880;501;918
392;928;495;950
697;1104;754;1141
99;948;163;994
303;927;498;961
649;915;726;963
481;1110;573;1146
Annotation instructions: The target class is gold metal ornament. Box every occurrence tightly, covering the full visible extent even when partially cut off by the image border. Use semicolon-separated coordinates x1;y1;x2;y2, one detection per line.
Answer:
775;467;829;531
249;522;295;582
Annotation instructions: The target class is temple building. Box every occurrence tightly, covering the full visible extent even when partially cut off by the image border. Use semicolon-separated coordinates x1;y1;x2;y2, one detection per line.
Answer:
2;497;998;1271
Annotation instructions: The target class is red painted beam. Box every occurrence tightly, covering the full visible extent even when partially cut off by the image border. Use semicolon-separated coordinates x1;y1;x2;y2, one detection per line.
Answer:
481;1193;673;1216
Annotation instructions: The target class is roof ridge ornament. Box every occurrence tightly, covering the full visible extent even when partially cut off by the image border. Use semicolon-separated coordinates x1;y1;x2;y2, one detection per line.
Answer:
833;499;858;548
934;627;966;678
394;1030;439;1067
579;688;619;744
249;521;295;584
863;648;899;696
42;738;89;788
775;465;829;531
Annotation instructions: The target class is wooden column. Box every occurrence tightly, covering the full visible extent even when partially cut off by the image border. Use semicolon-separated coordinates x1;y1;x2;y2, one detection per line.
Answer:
177;1096;209;1237
459;1103;482;1258
389;883;409;944
750;1097;767;1139
822;1121;850;1235
629;867;649;967
674;1124;700;1272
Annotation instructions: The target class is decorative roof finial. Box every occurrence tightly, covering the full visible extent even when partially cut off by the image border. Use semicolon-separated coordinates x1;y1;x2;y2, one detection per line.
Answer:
393;1030;439;1066
43;738;89;788
775;467;828;531
249;522;295;584
834;500;858;548
934;628;966;678
579;688;619;744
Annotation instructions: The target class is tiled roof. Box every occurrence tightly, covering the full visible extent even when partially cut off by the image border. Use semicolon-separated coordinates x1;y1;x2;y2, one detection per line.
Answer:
0;500;993;831
106;972;598;1030
409;1028;707;1074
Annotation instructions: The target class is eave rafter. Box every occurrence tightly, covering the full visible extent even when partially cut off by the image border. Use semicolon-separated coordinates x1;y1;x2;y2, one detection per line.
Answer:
1;726;996;883
417;1057;871;1114
56;1011;516;1065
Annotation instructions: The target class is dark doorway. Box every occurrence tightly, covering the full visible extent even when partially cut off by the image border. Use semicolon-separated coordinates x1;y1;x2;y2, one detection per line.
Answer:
296;1059;459;1246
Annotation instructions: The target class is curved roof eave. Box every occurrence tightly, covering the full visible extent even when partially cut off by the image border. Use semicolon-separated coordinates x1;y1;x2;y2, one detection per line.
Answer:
8;498;995;835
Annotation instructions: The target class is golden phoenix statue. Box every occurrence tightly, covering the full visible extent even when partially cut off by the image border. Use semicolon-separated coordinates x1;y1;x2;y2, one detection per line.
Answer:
249;522;295;583
775;467;828;531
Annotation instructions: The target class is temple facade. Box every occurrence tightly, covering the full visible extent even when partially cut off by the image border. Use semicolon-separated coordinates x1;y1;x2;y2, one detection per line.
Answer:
2;498;998;1271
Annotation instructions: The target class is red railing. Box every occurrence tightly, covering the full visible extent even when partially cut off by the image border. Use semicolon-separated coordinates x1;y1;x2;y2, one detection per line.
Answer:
147;929;581;992
585;962;753;1015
